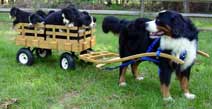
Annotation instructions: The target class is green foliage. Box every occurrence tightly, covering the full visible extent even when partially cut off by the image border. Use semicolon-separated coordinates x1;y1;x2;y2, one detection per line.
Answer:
0;13;212;108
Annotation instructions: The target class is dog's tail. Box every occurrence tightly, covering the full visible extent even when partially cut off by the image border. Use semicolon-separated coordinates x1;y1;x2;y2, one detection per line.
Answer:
102;16;128;34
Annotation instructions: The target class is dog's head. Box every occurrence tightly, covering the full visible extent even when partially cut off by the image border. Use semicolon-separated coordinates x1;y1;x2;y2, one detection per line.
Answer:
36;10;47;19
10;7;19;18
124;18;151;39
77;11;96;28
47;10;55;15
29;13;45;26
146;10;198;40
61;7;80;26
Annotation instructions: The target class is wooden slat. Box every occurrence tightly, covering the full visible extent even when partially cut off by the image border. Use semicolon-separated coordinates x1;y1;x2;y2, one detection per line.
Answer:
46;31;78;37
16;29;44;34
45;24;78;30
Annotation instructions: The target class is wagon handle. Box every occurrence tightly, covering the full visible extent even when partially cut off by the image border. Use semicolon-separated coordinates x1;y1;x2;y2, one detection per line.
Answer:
93;52;185;64
197;50;210;58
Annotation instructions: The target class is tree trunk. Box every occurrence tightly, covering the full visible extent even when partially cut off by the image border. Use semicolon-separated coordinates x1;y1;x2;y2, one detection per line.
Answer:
106;0;112;6
140;0;144;17
183;0;190;13
1;0;4;4
116;0;119;4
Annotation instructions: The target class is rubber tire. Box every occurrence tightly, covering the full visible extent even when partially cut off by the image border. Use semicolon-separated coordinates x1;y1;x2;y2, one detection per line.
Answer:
16;48;34;66
60;53;75;70
35;48;52;58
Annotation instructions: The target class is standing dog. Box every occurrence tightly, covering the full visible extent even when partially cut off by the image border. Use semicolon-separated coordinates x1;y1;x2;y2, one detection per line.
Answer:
145;10;198;101
102;16;153;86
103;11;198;101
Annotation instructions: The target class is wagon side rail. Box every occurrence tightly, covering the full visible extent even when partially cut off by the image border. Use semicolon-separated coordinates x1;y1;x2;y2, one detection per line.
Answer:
14;23;96;52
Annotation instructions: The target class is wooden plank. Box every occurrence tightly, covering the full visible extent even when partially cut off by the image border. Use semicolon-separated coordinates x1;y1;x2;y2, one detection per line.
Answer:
46;31;78;37
16;29;44;34
45;24;78;30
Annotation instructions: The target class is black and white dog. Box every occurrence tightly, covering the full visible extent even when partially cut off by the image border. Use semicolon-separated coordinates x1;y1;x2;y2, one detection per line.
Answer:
10;7;44;26
44;7;80;26
75;11;96;28
102;16;153;86
145;10;198;101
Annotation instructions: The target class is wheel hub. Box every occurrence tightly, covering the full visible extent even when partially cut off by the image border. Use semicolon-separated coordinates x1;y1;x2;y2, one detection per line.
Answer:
19;53;28;64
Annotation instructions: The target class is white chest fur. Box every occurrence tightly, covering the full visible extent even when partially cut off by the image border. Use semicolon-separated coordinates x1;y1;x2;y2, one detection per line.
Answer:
160;36;197;71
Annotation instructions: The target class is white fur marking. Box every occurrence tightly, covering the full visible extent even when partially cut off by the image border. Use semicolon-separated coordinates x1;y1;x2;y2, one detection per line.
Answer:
28;23;33;26
62;14;65;18
163;96;174;101
89;16;96;28
160;36;197;71
184;92;196;100
146;20;158;32
119;82;127;87
136;76;144;80
68;23;74;27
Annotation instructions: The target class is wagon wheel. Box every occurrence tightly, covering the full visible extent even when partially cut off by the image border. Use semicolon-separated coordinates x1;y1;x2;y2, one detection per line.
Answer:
16;48;34;66
60;52;75;70
35;48;52;58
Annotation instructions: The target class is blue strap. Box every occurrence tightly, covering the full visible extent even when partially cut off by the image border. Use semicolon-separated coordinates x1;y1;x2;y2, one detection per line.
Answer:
146;38;160;52
156;48;161;57
103;38;161;71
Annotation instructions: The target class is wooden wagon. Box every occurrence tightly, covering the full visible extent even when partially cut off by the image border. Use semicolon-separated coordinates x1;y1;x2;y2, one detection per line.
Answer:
14;23;209;70
15;23;96;69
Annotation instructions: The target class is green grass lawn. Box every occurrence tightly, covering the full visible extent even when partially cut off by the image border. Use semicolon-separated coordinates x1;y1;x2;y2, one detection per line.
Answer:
0;13;212;109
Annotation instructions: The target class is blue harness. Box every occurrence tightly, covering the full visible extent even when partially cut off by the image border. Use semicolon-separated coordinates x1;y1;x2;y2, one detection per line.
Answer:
103;38;187;76
103;38;161;70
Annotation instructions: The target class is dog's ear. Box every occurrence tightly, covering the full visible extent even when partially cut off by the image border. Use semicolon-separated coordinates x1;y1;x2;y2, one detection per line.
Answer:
82;11;89;15
171;13;198;40
134;18;146;29
93;16;96;22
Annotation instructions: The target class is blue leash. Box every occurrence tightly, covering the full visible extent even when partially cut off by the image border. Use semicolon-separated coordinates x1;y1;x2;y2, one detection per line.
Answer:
103;38;161;70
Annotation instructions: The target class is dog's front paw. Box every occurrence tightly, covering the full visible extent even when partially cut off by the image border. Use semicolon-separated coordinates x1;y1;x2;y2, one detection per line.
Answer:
163;96;174;102
136;76;144;81
119;82;127;87
184;93;196;100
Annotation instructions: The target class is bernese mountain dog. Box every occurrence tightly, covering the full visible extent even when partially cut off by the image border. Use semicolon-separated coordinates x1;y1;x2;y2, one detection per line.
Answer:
76;11;96;28
102;16;154;86
103;11;198;101
10;7;44;26
44;7;80;26
145;10;198;101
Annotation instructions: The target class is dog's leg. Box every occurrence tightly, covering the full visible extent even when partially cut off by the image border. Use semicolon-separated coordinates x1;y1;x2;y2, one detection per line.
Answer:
159;66;173;101
119;66;128;86
131;62;144;80
160;84;172;101
177;67;196;100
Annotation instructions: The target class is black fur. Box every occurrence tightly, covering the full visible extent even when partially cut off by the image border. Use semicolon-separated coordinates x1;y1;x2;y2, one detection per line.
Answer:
74;11;96;27
10;7;44;26
146;10;198;95
35;10;47;19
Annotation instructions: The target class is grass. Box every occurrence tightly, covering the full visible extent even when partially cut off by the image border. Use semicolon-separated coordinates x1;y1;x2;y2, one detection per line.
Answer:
0;13;212;109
